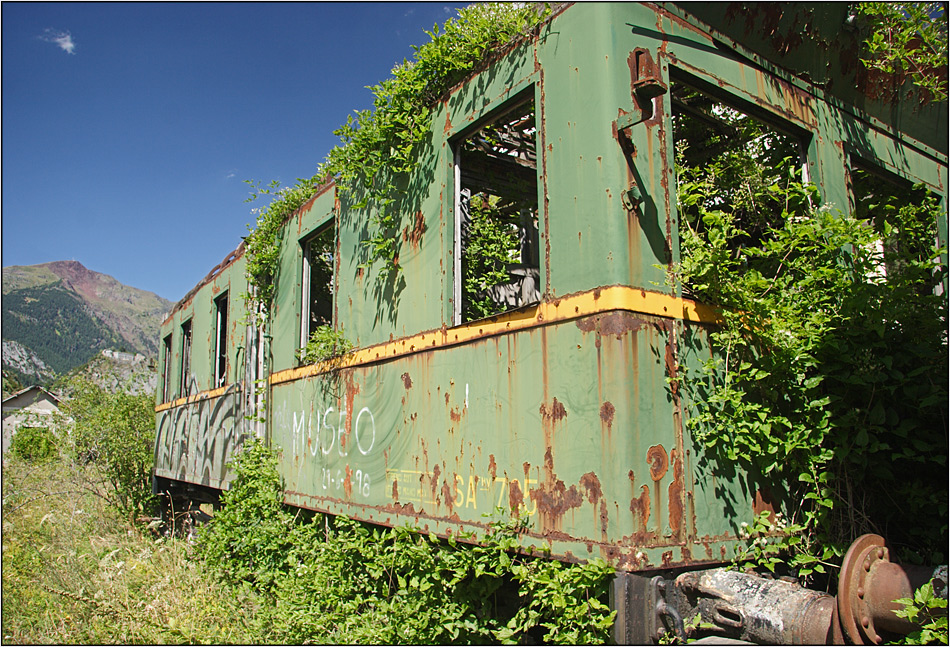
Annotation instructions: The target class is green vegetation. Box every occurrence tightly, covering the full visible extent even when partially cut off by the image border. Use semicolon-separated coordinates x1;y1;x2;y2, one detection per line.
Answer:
2;370;24;396
297;325;355;365
244;177;328;313
672;80;947;578
1;457;257;644
61;377;158;523
9;425;58;464
853;2;948;102
894;581;949;645
460;194;524;321
243;3;550;314
195;439;617;644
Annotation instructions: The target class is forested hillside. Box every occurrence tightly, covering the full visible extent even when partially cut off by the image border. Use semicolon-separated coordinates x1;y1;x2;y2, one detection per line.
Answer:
1;261;172;386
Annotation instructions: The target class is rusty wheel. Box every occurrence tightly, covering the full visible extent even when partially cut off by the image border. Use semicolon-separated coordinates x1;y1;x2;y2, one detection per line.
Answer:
838;533;888;645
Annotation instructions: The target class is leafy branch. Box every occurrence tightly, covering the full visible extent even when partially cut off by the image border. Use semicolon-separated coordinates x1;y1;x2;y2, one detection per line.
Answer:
852;2;948;102
243;3;551;312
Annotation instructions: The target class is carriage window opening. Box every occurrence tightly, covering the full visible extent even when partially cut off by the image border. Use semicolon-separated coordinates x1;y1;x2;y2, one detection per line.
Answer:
850;163;942;287
214;293;228;388
671;78;807;255
454;93;540;325
161;334;173;402
179;319;192;397
300;223;335;349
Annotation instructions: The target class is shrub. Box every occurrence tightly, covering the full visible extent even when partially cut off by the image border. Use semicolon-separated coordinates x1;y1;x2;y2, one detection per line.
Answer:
62;378;157;522
9;425;58;463
197;439;616;644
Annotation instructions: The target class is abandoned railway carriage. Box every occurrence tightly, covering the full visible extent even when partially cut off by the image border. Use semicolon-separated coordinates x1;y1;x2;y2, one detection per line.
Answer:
154;3;948;644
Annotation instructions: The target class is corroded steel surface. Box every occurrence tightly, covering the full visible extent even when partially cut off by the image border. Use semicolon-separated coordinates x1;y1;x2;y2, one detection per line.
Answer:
154;1;947;577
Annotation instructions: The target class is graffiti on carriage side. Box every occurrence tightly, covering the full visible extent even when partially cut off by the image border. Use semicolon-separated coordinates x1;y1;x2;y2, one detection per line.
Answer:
284;404;377;459
272;398;380;500
154;379;247;488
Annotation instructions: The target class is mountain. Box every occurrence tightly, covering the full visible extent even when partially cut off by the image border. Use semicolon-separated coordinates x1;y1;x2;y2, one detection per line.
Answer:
2;261;173;386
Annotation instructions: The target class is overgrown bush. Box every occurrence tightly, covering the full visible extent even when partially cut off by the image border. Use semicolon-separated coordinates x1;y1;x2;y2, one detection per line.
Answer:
9;425;58;463
62;377;157;522
296;325;355;365
674;152;948;576
196;439;616;644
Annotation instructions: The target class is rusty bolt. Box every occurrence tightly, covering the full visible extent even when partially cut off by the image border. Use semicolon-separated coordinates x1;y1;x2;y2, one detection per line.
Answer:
877;547;885;560
864;557;872;572
858;587;865;598
862;616;870;628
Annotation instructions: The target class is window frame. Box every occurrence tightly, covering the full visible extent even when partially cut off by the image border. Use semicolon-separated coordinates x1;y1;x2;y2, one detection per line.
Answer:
214;292;229;388
179;318;192;397
161;333;173;403
847;155;946;287
299;219;336;351
451;85;543;326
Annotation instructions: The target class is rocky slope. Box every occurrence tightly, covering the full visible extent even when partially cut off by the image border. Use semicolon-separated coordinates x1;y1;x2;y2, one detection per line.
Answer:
2;261;173;386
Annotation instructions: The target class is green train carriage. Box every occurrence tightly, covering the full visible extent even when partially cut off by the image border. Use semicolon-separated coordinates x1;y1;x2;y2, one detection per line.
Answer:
154;3;947;643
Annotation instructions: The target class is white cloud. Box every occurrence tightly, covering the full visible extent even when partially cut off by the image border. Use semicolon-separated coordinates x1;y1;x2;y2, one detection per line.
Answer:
39;28;76;55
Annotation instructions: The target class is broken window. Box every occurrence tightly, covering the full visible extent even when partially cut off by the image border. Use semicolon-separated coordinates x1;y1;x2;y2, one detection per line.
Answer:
454;93;540;324
850;162;942;288
161;334;173;402
214;292;228;388
300;223;335;349
179;319;192;397
671;76;808;248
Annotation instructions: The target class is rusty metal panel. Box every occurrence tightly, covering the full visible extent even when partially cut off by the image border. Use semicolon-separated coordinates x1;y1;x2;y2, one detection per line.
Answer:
154;248;251;490
269;183;337;370
153;1;947;578
270;307;741;570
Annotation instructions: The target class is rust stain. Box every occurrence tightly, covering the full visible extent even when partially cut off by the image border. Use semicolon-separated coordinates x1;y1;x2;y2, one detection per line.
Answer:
530;447;583;524
441;479;455;513
576;312;649;337
661;550;674;567
600;401;615;429
630;483;651;532
580;472;602;504
599;499;609;537
343;465;353;499
753;487;777;522
668;448;684;536
647;444;669;482
392;502;417;516
402;211;427;249
392;479;399;500
401;372;412;389
508;477;524;511
431;464;441;498
488;454;497;480
450;407;461;422
681;546;693;563
539;397;567;422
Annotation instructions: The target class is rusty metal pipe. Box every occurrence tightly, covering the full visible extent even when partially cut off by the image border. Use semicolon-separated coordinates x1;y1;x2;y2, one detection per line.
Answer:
674;568;837;645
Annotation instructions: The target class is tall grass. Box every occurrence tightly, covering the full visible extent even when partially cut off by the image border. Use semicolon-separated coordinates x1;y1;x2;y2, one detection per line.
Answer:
1;457;257;644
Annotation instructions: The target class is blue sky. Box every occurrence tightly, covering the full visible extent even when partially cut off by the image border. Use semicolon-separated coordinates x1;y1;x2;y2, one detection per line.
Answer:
2;1;468;302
